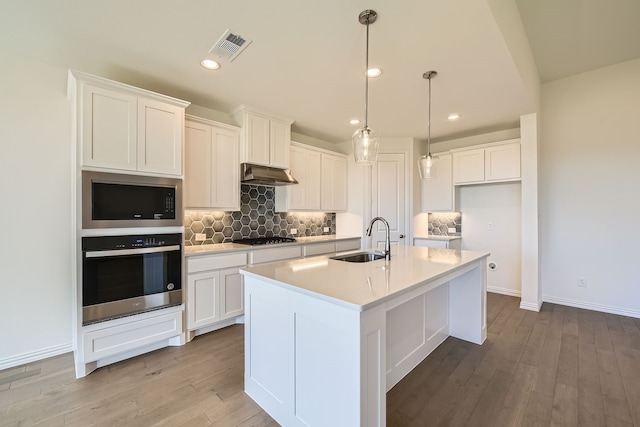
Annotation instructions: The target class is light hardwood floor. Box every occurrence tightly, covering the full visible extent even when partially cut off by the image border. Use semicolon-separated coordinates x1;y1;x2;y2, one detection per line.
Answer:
3;294;640;426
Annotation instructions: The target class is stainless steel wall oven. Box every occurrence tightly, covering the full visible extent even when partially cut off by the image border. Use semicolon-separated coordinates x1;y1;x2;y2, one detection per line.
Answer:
82;233;182;325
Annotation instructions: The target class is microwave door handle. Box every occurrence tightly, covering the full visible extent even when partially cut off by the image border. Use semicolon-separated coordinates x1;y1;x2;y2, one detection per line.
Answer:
84;245;181;258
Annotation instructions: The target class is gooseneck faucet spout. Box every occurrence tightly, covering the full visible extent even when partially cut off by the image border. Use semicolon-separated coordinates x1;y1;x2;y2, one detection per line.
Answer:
366;217;391;260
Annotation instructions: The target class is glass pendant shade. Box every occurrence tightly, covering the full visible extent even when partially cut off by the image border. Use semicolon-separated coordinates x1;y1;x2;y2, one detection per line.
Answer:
352;127;379;164
418;154;435;180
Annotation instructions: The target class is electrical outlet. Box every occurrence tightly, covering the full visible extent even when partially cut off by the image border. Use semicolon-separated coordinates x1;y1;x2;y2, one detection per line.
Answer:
487;222;494;231
323;227;330;233
290;229;298;235
447;227;456;233
195;233;206;241
578;277;587;287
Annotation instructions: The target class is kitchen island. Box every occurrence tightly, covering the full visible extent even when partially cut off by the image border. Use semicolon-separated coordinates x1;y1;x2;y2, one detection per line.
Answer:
240;245;489;427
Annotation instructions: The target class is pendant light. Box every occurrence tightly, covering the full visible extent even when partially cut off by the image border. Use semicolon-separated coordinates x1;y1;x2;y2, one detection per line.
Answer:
418;71;438;180
352;9;379;165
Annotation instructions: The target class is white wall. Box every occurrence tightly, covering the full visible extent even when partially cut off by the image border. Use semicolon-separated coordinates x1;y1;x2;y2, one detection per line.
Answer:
459;183;522;296
540;58;640;316
0;51;73;367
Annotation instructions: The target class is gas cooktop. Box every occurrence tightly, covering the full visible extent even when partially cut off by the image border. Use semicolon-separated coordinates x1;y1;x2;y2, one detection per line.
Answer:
233;237;297;246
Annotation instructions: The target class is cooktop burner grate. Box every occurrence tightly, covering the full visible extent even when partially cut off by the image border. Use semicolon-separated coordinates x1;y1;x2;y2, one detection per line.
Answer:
233;237;297;246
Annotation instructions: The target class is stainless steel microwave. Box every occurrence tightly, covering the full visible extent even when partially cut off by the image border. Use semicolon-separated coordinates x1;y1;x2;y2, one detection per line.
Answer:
82;171;182;229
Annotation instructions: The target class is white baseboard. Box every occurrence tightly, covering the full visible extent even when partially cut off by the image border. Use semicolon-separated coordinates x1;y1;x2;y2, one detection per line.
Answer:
542;295;640;319
487;286;521;297
0;343;73;371
520;301;542;312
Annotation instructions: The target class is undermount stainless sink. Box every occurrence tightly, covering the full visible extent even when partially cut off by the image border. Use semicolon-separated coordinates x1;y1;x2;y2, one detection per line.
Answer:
330;252;386;263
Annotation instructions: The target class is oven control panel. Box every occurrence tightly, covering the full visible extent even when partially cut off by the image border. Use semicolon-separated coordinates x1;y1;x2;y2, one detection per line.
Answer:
82;233;183;252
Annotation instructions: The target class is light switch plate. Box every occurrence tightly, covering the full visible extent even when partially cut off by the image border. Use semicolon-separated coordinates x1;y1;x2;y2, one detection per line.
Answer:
195;233;206;241
323;227;330;233
290;229;298;235
447;227;456;233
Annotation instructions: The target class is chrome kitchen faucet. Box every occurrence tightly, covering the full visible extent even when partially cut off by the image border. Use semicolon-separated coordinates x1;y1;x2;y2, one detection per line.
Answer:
365;217;391;261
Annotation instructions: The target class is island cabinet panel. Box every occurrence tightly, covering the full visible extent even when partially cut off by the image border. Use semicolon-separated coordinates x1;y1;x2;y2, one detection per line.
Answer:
244;277;364;427
386;284;449;389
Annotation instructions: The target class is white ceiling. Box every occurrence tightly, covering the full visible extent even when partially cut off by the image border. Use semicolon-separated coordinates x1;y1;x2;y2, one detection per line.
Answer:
0;1;637;143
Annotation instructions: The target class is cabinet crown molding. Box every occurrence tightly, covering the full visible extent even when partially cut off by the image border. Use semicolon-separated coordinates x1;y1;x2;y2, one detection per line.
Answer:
69;69;190;108
185;114;241;131
230;104;294;125
448;138;520;154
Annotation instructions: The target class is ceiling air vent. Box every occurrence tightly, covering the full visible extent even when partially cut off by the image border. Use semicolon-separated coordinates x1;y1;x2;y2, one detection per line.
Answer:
209;29;252;62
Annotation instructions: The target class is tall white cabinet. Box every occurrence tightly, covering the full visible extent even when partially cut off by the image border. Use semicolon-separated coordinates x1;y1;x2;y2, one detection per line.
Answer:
184;116;241;210
72;70;189;176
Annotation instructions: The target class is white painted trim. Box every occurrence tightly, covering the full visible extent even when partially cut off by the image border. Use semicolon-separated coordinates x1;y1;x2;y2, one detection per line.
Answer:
0;343;73;371
543;295;640;319
487;286;522;297
519;301;542;312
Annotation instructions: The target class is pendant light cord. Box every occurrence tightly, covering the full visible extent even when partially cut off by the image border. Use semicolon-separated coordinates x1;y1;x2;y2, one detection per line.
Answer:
427;74;431;156
364;18;370;130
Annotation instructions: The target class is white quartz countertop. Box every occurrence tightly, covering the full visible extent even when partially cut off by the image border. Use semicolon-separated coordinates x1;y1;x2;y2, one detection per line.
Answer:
240;245;489;311
414;235;461;241
184;235;361;257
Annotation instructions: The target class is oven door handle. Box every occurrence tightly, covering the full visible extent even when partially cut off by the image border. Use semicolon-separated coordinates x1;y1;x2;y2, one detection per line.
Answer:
84;245;181;258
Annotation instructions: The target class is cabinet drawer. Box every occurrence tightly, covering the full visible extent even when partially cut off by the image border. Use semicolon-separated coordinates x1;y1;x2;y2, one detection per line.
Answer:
83;310;182;362
249;246;302;264
303;242;336;257
187;252;247;273
336;239;361;252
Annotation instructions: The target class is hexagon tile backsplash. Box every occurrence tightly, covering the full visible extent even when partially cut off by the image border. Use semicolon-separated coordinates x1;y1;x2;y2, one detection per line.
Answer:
428;212;462;236
184;184;336;245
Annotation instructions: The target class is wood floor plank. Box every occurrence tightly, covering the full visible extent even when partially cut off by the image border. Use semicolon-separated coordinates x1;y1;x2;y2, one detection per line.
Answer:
522;390;554;426
556;333;579;389
531;334;562;397
466;369;513;427
597;348;633;424
436;374;490;427
495;362;537;426
551;382;578;426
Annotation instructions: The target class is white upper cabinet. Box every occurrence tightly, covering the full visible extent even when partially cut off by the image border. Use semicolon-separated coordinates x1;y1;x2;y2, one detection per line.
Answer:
231;105;294;169
452;148;485;184
485;143;521;181
276;143;347;212
321;153;348;212
184;116;240;211
71;70;189;176
137;98;184;175
452;139;520;185
286;144;321;211
421;153;453;212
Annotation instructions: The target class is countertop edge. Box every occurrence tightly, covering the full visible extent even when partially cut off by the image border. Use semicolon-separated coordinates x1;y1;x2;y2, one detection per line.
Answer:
185;235;361;257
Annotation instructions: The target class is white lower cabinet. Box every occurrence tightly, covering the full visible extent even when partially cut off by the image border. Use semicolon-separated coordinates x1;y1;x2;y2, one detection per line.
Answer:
186;252;247;333
413;237;461;250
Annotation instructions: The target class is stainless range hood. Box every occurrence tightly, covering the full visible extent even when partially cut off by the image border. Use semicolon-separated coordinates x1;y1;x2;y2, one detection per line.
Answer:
241;163;298;186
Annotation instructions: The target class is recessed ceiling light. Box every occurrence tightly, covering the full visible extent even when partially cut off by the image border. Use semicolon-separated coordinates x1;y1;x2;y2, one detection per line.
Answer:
367;68;382;77
447;113;461;121
200;59;221;70
349;119;361;125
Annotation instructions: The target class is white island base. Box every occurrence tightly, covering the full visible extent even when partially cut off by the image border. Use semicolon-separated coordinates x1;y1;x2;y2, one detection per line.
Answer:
241;246;488;427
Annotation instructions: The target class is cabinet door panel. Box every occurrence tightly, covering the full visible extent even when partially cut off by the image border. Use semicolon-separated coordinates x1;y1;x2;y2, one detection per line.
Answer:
184;121;212;208
82;84;137;170
288;146;306;210
138;98;183;175
220;268;244;320
305;150;322;210
421;153;453;212
453;149;485;184
246;114;270;165
485;143;521;181
270;120;291;168
212;127;240;210
187;271;220;330
321;154;348;211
